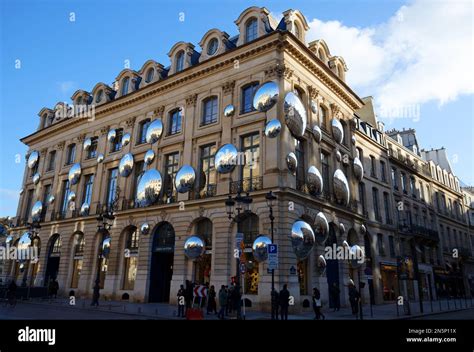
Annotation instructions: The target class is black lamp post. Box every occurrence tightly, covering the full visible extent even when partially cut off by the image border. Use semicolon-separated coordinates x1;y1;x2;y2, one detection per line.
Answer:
225;191;252;285
265;191;277;292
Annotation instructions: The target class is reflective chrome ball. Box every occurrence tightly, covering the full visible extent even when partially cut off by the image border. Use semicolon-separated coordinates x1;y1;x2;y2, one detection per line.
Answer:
27;151;39;169
253;81;279;112
307;166;323;194
312;125;322;143
333;169;350;206
284;92;307;137
144;149;155;165
145;119;164;144
107;129;116;143
223;104;235;118
264;119;281;139
140;222;150;235
286;152;297;175
353;157;364;182
31;201;43;223
252;235;272;262
121;133;131;147
119;153;134;177
97;153;104;163
290;220;315;259
80;202;90;216
215;144;238;174
331;118;344;144
184;235;205;260
33;173;41;185
135;169;163;207
314;212;329;245
68;163;82;185
175;165;196;193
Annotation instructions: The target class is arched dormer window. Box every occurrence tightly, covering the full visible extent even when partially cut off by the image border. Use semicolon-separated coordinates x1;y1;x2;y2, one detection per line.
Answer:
175;51;185;72
145;68;154;83
121;77;130;96
294;23;301;40
76;96;83;105
207;38;219;56
245;18;258;43
95;89;103;103
318;48;325;61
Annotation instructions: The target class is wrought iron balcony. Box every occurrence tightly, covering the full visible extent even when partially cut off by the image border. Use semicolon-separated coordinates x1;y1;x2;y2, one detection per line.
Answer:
229;177;263;194
189;184;217;200
398;223;439;241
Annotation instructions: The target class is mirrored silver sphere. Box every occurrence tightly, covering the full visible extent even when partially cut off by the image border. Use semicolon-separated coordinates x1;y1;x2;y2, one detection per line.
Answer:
215;144;238;174
102;237;111;258
290;220;315;259
68;163;82;185
121;132;131;147
175;165;196;193
307;166;323;194
184;235;205;260
336;150;342;162
353;157;364;182
253;81;279;112
223;104;235;118
80;202;90;216
286;152;297;175
312;125;322;143
360;224;367;235
144;149;155;165
47;194;55;205
18;232;32;250
83;138;92;152
349;244;365;269
119;153;134;177
331;118;344;144
67;191;76;203
27;151;39;169
264;119;281;138
310;100;318;114
317;255;327;270
97;153;104;163
284;92;307;137
31;201;43;223
342;240;350;249
145;119;163;144
252;235;272;262
107;129;116;144
19;188;24;195
314;212;329;245
333;169;350;206
33;173;41;185
140;223;150;235
136;169;163;207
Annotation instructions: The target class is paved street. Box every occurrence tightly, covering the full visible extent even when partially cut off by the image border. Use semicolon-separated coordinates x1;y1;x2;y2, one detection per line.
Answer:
0;297;473;320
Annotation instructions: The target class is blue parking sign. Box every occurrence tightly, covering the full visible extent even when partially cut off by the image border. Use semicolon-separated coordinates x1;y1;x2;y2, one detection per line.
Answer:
268;244;278;254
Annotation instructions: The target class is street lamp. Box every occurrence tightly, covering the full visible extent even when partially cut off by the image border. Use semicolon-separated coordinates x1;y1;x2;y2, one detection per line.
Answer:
265;191;277;291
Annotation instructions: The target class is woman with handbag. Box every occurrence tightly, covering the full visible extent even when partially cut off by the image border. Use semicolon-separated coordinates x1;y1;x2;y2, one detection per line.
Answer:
312;287;325;320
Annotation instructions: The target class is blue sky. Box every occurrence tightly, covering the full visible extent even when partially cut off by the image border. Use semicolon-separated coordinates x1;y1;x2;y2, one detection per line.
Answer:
1;0;473;217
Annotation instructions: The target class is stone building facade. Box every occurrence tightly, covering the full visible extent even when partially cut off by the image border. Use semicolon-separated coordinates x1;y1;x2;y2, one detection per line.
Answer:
3;6;473;311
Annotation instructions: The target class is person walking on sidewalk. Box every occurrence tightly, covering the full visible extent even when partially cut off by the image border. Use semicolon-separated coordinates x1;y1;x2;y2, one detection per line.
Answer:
329;282;341;311
279;284;290;320
217;285;228;320
348;283;361;319
312;287;325;320
207;285;217;315
177;285;185;318
91;281;100;306
271;288;279;320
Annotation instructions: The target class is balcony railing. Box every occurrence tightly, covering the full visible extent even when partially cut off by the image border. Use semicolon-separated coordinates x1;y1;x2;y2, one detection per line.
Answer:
189;184;217;200
229;177;263;194
398;223;439;241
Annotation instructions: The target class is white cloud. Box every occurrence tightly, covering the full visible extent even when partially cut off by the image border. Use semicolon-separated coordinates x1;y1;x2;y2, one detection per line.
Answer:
306;0;474;114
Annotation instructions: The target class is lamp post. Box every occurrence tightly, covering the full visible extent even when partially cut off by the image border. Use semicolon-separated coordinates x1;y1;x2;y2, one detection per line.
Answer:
24;221;41;296
92;205;115;305
265;191;277;292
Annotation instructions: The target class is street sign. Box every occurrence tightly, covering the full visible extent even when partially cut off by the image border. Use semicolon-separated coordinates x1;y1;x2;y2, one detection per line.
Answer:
240;263;246;274
268;244;278;270
235;233;244;249
193;285;208;298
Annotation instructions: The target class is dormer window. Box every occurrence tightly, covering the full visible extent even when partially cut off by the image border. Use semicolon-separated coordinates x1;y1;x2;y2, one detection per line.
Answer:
294;23;301;40
175;51;185;72
95;89;103;103
207;38;219;56
245;18;258;43
145;68;154;83
121;77;130;96
76;96;83;105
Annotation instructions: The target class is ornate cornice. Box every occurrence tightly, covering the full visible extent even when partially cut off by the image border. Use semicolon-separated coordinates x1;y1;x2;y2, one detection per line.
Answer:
330;103;342;119
125;116;136;128
153;106;165;117
307;85;320;100
264;63;293;79
185;94;197;107
222;81;235;95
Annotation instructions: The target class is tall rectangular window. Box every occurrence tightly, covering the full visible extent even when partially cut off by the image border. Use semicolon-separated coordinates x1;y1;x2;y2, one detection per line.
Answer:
169;109;183;134
47;151;56;172
137;118;151;145
42;184;51;217
383;192;391;224
241;83;258;114
373;187;381;221
241;133;260;181
391;167;398;189
199;144;217;194
164;152;179;201
111;129;123;153
295;139;305;189
24;189;34;220
410;177;416;197
321;151;330;197
401;172;407;193
420;181;424;201
370;155;376;178
380;161;386;182
60;180;70;217
359;182;366;216
82;174;94;206
377;233;385;256
389;236;396;257
87;137;98;159
202;97;218;125
106;168;118;209
66;144;76;165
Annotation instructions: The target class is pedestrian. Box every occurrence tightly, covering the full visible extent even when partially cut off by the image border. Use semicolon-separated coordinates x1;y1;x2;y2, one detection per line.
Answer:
233;283;242;319
49;278;59;299
207;285;217;314
177;284;185;317
330;282;341;311
271;288;279;320
91;281;100;306
218;285;228;319
312;287;325;320
348;283;360;319
184;280;193;313
226;285;233;315
279;284;290;320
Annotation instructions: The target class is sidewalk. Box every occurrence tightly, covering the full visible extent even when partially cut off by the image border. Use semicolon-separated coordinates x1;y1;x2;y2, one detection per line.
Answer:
21;296;474;320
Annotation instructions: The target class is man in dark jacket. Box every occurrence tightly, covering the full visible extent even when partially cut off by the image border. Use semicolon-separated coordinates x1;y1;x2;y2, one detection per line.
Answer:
279;284;290;320
271;288;279;320
329;282;341;311
348;283;361;319
217;285;228;320
177;285;185;317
